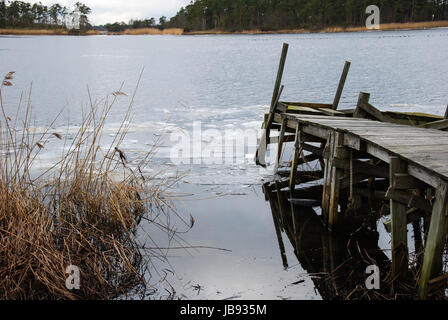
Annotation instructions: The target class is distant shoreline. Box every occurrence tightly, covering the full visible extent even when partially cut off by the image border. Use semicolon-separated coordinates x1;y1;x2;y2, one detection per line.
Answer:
183;21;448;35
1;21;448;36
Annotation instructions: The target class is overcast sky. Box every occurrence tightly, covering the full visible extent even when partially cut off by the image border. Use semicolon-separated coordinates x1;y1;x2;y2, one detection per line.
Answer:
29;0;192;25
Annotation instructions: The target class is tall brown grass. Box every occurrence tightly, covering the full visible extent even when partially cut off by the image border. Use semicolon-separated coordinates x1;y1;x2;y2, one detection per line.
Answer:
121;28;184;35
0;72;188;299
0;29;101;35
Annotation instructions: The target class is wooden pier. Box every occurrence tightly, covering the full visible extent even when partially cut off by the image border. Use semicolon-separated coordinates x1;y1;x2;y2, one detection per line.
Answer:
256;43;448;299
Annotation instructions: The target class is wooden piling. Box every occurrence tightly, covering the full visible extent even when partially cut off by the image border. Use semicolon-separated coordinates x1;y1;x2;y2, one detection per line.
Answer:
289;124;302;192
271;43;289;113
255;42;288;166
275;118;288;172
389;156;409;281
445;104;448;119
321;133;333;224
418;181;448;299
332;61;351;110
328;132;347;228
353;92;370;119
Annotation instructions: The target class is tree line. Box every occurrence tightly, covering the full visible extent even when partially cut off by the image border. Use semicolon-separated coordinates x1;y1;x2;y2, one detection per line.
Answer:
102;16;168;32
167;0;448;32
0;1;91;30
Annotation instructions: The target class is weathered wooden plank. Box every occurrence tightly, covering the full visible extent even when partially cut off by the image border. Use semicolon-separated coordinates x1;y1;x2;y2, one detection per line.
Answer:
369;136;448;144
286;113;372;121
302;143;323;156
332;61;351;110
333;157;389;178
287;105;326;115
349;128;447;135
289;125;302;191
318;108;345;116
281;102;333;109
353;92;370;119
386;188;432;213
322;132;334;221
255;43;288;166
328;132;345;228
265;85;285;146
408;164;441;189
392;145;448;153
393;173;428;190
418;181;448;299
339;108;356;115
365;143;390;163
300;124;329;140
269;134;295;144
390;157;408;280
419;119;448;130
358;102;396;123
271;43;289;110
275;118;288;173
384;111;443;123
343;133;361;150
256;85;284;166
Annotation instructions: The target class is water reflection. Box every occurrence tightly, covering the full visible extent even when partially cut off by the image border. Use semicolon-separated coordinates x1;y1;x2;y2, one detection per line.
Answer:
262;182;391;299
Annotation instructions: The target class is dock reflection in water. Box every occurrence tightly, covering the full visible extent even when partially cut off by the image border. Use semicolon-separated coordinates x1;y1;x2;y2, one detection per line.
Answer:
262;182;392;299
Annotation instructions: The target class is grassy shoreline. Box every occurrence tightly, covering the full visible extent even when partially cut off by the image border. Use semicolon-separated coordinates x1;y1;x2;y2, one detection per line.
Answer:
184;20;448;35
0;28;101;35
1;21;448;36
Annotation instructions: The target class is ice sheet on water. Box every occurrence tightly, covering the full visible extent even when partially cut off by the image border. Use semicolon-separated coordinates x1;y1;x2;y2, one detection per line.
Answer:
388;103;445;116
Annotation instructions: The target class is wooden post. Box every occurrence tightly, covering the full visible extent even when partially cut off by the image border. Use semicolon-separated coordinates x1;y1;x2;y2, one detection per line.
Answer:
353;92;370;119
328;132;347;228
270;43;289;113
274;118;288;172
444;104;448;119
418;181;448;299
255;85;284;167
321;133;333;224
332;61;351;110
389;156;408;281
255;42;288;167
289;124;302;192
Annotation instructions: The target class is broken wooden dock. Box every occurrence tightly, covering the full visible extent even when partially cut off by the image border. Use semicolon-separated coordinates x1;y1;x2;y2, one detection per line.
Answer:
256;43;448;299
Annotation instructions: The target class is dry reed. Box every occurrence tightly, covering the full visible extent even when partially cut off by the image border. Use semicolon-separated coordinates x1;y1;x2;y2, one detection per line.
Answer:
0;29;101;36
0;71;188;299
121;28;184;35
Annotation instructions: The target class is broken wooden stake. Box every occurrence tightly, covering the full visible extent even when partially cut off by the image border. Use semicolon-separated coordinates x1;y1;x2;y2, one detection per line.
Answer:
389;156;408;281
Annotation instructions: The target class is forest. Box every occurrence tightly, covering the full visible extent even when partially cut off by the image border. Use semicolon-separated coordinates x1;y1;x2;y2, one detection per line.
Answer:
0;1;91;30
168;0;448;31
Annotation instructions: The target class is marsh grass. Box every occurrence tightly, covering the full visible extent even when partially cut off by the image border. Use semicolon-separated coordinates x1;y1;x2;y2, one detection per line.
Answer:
0;29;101;35
0;71;188;299
122;28;184;35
